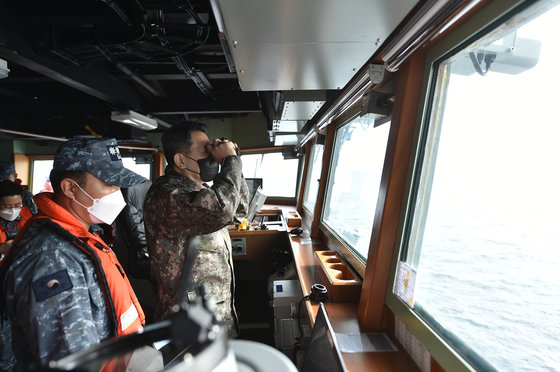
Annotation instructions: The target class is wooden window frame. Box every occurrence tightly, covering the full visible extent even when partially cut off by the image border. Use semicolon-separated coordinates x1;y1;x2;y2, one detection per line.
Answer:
239;146;302;205
383;1;538;371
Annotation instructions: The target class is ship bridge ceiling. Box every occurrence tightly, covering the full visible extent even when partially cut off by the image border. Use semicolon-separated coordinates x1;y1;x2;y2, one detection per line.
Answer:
212;0;418;145
0;0;418;143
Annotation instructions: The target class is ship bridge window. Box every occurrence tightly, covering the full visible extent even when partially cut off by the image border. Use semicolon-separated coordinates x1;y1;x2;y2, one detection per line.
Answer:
392;1;560;371
302;142;324;213
30;158;54;194
122;155;153;181
241;151;299;198
322;115;390;260
29;155;153;195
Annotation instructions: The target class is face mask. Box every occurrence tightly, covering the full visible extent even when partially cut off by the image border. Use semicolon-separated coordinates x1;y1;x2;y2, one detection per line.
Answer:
182;153;220;182
0;207;22;221
73;182;126;225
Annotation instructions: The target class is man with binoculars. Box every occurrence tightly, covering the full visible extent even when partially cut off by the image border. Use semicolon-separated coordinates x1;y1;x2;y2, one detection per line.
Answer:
144;121;249;337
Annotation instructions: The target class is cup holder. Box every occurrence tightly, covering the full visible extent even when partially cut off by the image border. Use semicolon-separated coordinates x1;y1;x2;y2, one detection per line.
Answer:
328;270;340;280
325;258;342;264
328;264;346;271
319;251;337;256
314;251;361;301
328;264;355;280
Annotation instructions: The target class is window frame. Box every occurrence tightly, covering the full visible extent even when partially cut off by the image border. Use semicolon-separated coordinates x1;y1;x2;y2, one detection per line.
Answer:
121;154;154;181
240;146;303;203
319;108;392;277
302;139;325;215
29;155;54;194
29;152;156;194
318;108;369;278
385;0;549;371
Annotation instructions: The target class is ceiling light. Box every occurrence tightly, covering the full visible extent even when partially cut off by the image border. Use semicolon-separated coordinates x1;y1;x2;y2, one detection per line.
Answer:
111;110;158;130
0;59;9;79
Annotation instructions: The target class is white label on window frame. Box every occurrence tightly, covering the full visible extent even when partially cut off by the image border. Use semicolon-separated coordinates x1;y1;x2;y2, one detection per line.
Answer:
395;261;417;308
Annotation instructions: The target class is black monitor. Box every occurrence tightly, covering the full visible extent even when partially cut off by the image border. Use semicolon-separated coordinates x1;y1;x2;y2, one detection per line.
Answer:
301;303;348;372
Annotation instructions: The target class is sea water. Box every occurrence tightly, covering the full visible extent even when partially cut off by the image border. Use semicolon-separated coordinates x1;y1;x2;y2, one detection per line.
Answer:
413;209;560;371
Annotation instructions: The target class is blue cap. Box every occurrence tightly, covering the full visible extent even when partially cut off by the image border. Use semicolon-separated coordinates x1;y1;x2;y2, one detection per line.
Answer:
52;137;146;187
0;161;16;180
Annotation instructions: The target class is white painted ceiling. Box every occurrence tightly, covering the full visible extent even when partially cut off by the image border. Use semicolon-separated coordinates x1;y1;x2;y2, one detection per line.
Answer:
214;0;419;91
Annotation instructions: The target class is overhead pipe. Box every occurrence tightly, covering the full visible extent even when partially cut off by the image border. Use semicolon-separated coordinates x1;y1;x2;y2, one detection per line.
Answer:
95;45;164;98
0;128;158;151
382;0;483;72
100;0;133;26
115;62;165;98
174;0;205;26
0;128;67;142
297;71;373;149
171;55;213;96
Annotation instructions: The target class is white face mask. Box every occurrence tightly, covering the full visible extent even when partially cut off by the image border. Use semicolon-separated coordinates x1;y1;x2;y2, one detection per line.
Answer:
0;207;22;221
73;182;126;225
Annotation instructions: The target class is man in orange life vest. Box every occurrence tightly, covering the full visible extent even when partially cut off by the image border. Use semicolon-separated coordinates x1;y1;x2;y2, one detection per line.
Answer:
0;161;38;215
0;137;146;369
0;180;33;371
0;180;32;260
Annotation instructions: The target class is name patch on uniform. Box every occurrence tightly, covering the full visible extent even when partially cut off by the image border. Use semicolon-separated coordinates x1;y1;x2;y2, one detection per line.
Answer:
32;269;73;302
121;303;139;332
106;145;122;161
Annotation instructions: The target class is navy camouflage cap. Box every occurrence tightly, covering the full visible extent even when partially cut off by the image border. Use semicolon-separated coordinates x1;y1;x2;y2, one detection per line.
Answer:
53;137;146;187
0;161;16;180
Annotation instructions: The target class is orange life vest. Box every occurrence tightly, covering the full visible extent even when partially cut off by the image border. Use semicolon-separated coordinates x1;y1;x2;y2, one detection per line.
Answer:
0;206;32;244
26;193;145;335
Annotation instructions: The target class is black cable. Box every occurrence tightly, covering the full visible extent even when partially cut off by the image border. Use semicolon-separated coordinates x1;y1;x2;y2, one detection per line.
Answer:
174;25;210;57
297;295;310;339
292;295;310;363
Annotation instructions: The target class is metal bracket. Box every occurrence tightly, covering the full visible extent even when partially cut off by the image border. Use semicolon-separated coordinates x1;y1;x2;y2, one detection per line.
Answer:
368;63;385;84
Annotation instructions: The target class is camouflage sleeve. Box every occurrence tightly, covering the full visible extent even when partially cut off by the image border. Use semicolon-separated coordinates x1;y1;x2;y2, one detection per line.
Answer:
23;190;38;214
120;201;147;256
4;237;106;365
164;156;245;237
0;319;16;371
233;176;249;224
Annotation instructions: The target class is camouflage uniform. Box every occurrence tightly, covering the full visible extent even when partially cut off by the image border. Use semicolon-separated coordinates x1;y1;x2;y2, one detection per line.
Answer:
0;207;32;371
1;217;113;367
144;155;248;336
22;189;38;215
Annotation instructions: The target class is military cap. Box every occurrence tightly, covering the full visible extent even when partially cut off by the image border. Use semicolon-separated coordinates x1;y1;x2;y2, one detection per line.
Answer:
0;161;16;180
52;137;146;187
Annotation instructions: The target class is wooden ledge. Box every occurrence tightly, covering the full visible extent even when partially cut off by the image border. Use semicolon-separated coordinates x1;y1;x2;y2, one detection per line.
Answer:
288;235;419;372
289;235;359;326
